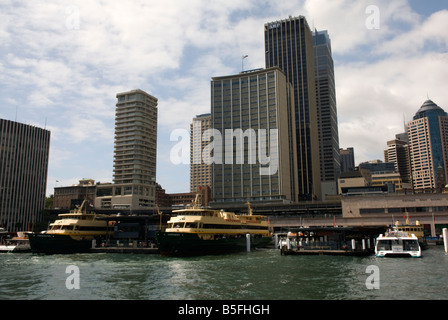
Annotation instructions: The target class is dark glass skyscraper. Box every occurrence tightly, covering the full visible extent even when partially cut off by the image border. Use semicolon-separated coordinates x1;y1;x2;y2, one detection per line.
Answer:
0;119;50;231
265;16;321;200
313;30;341;182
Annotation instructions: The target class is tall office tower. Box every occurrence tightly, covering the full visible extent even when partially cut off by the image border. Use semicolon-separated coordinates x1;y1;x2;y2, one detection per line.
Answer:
313;30;341;182
265;16;321;200
407;99;448;190
0;119;50;231
211;67;298;204
96;89;158;210
340;147;355;173
190;113;212;193
384;135;411;186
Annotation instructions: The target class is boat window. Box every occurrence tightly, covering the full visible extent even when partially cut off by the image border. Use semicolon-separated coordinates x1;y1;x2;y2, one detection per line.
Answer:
377;240;391;251
184;223;198;228
403;240;419;251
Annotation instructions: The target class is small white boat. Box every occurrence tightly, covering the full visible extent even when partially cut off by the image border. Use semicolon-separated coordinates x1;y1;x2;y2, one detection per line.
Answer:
375;229;421;258
0;231;31;253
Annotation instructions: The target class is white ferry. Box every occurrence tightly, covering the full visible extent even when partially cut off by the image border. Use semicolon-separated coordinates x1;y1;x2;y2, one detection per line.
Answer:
375;229;421;258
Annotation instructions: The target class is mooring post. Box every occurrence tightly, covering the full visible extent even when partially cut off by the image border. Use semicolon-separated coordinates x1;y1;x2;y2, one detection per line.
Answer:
351;239;356;251
246;234;251;252
443;228;448;253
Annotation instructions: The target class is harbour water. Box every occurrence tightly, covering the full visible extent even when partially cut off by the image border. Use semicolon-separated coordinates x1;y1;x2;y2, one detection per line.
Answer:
1;246;448;301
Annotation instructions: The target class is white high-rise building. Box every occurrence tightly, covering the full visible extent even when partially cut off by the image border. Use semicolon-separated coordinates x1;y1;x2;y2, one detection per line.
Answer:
95;89;158;211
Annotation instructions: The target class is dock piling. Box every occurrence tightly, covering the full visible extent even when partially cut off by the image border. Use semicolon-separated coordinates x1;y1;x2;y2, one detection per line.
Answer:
443;228;448;253
246;234;251;252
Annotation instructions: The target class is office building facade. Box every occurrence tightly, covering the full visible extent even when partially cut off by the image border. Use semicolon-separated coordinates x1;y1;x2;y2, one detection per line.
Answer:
384;136;412;186
313;30;341;182
340;147;355;173
0;119;50;231
407;99;448;190
190;113;212;193
265;16;321;200
95;89;158;211
211;67;298;203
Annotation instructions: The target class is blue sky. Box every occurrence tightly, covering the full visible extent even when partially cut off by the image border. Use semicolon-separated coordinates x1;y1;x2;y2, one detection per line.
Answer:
0;0;447;196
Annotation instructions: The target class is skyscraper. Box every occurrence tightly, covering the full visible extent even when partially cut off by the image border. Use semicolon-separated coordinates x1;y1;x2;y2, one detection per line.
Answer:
384;135;411;186
95;89;158;210
0;119;50;231
340;147;355;173
407;99;448;190
313;30;341;182
265;16;321;200
211;67;298;203
190;113;212;193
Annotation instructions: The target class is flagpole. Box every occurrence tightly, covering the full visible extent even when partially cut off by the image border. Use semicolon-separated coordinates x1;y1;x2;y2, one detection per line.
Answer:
242;55;248;72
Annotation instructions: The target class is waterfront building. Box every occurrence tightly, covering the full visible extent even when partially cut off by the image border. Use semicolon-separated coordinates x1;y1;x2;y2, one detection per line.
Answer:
210;67;298;204
0;119;50;231
95;89;158;211
338;170;369;195
340;147;355;173
265;15;321;201
53;179;96;210
156;183;211;209
342;192;448;236
313;29;341;183
190;113;212;193
407;99;448;190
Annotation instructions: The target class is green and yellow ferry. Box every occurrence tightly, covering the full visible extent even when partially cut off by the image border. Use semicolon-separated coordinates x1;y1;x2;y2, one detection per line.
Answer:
156;199;272;256
28;200;113;254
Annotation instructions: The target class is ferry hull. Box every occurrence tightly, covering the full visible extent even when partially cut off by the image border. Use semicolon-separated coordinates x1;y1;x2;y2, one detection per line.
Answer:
28;233;92;254
376;252;421;258
156;232;272;256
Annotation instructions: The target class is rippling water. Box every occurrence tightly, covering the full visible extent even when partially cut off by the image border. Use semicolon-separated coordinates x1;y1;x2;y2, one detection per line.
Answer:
1;247;447;300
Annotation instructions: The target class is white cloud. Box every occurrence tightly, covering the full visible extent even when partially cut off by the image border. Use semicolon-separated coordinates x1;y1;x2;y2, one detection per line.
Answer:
0;0;446;193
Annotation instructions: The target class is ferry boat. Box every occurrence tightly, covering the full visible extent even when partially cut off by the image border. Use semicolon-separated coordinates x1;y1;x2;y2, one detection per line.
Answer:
394;215;427;248
375;228;422;258
28;200;113;254
156;199;272;256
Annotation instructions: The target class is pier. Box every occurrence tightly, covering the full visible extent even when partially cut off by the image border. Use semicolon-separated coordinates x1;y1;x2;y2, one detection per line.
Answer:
90;247;159;254
276;226;380;256
89;239;159;254
280;248;372;256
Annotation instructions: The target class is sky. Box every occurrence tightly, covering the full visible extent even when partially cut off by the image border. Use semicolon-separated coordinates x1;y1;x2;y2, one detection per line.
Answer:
0;0;447;196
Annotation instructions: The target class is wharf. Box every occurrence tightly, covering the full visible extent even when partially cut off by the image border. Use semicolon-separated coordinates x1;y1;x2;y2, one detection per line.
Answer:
280;247;372;256
90;247;159;254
